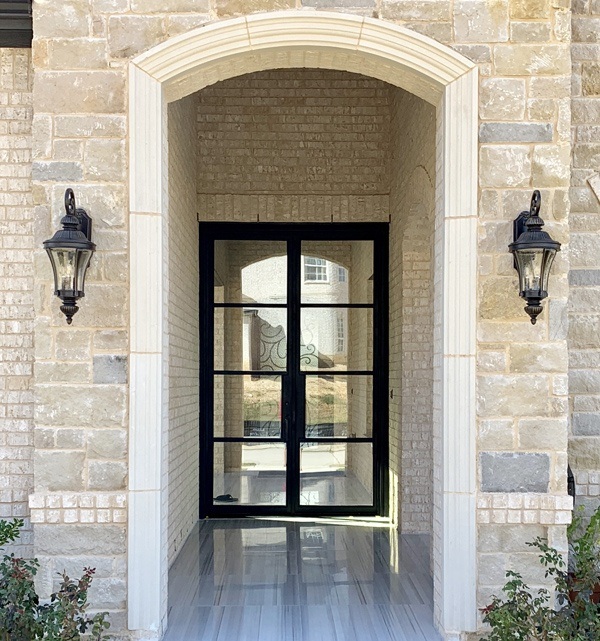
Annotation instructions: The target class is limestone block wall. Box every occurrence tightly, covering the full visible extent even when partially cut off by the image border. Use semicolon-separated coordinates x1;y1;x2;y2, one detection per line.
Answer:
0;48;34;557
568;0;600;515
389;87;436;534
167;95;200;565
21;0;577;636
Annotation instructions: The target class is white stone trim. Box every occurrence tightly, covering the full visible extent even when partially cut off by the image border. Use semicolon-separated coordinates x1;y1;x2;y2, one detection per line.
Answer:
128;11;478;639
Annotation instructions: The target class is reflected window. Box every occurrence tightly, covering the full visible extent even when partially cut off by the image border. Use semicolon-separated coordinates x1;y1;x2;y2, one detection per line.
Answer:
338;266;347;283
304;256;327;282
336;315;345;353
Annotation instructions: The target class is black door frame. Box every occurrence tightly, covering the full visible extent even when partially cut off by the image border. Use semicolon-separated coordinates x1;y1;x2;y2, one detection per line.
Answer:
199;222;389;518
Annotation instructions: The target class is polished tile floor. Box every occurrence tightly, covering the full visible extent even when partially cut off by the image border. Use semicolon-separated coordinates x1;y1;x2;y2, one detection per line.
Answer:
163;519;441;641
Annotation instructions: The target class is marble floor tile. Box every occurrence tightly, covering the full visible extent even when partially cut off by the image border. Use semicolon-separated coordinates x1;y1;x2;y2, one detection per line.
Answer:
164;519;442;641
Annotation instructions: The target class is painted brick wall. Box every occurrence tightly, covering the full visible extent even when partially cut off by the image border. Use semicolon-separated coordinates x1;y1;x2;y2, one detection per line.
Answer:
0;49;34;556
389;87;436;534
167;94;200;565
197;69;391;221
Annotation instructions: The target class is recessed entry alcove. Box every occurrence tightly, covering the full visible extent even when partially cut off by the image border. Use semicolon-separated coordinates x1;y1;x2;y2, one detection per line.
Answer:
128;12;477;639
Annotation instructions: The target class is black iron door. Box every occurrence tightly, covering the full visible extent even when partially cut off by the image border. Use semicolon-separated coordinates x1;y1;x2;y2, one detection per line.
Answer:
199;223;388;517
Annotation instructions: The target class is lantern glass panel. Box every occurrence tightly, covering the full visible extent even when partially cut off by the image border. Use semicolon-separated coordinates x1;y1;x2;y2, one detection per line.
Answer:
47;248;77;293
540;248;557;293
515;248;544;295
74;249;93;293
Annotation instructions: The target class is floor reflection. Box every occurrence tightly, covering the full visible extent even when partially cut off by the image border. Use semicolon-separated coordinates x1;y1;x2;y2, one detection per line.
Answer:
164;520;441;641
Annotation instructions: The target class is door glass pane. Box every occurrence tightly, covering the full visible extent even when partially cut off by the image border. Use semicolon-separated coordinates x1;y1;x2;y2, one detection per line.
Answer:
305;375;372;438
214;375;282;438
215;307;287;371
301;241;373;304
300;308;372;371
215;240;287;304
300;442;373;506
213;442;286;505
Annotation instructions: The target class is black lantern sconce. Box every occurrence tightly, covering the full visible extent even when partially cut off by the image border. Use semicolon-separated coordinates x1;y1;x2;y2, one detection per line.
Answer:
508;190;561;325
43;188;96;324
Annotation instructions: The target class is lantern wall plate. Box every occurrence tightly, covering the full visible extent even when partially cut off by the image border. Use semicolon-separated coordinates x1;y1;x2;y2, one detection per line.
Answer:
43;188;96;324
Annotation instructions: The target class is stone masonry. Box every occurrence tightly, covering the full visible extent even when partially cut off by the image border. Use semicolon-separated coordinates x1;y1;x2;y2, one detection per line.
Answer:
0;0;595;637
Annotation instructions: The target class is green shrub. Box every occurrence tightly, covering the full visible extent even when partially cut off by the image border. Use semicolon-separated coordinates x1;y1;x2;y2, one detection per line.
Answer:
0;519;110;641
480;505;600;641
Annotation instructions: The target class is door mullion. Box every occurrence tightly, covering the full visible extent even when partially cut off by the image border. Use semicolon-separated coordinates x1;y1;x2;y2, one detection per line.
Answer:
288;239;301;514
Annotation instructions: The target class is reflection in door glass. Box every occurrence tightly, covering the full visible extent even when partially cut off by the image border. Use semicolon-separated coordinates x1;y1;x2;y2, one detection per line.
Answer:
300;308;372;371
215;307;287;371
301;241;373;304
215;240;287;304
305;375;372;438
300;442;373;506
213;442;287;506
214;375;282;438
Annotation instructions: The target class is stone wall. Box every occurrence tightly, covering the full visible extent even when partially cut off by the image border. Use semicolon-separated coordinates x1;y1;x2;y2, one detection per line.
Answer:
568;0;600;515
24;0;578;637
0;48;34;557
167;95;200;565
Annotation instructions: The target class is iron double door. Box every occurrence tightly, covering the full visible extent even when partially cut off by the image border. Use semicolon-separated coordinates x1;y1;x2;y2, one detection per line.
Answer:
200;223;388;517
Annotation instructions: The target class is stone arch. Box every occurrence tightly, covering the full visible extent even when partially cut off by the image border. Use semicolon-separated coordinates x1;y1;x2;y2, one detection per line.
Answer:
128;11;478;640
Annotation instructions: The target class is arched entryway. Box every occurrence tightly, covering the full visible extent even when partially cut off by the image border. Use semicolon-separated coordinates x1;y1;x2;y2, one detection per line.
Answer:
127;11;477;639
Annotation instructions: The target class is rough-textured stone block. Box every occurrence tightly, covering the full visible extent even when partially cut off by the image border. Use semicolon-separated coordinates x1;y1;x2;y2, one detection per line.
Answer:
454;0;509;43
216;0;295;17
35;525;126;555
494;45;571;75
93;330;128;351
569;269;600;286
47;39;107;70
532;144;571;187
509;343;568;373
33;0;91;38
88;461;127;491
303;0;375;6
131;0;209;10
478;375;550;416
481;452;550;492
583;63;600;96
31;161;83;182
570;437;600;469
34;72;125;114
509;0;550;18
84;139;125;182
382;0;450;20
93;355;127;384
518;418;568;449
87;578;127;610
480;78;526;120
108;16;166;59
479;122;553;143
570;368;600;394
34;451;85;491
573;17;600;42
479;524;545;553
87;429;127;459
35;385;126;427
479;419;514;450
572;413;600;435
480;146;531;188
